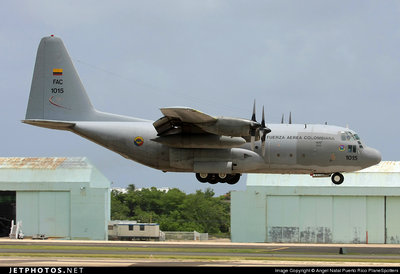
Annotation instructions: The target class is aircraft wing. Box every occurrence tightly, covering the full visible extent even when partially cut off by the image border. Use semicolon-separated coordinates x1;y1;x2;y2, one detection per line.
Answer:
153;106;271;150
160;107;216;124
153;106;257;137
153;107;216;136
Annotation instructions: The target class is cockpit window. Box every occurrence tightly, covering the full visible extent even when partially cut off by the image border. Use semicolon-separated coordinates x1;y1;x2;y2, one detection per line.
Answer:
340;131;355;141
340;131;362;143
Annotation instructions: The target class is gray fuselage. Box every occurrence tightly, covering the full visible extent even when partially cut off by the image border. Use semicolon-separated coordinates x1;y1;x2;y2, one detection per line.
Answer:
71;121;381;176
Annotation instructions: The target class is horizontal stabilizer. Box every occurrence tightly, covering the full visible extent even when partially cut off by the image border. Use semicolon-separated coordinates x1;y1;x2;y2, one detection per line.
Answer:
22;120;75;130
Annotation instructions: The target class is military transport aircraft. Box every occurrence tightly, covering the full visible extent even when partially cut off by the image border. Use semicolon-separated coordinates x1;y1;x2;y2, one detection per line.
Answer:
23;36;381;185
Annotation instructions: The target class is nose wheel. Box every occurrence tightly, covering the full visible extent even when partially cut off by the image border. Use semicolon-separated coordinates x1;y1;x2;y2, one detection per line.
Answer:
331;172;344;185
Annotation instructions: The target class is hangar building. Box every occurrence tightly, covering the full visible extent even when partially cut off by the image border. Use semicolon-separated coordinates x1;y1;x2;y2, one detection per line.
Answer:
0;157;110;240
231;161;400;244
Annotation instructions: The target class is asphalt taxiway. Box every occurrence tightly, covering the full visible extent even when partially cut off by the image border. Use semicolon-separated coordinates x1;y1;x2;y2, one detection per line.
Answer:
0;239;400;267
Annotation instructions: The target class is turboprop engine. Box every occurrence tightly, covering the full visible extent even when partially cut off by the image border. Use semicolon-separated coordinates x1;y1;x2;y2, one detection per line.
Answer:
195;118;260;138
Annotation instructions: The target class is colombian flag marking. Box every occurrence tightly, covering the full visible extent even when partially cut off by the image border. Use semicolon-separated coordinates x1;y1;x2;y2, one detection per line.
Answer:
53;68;63;76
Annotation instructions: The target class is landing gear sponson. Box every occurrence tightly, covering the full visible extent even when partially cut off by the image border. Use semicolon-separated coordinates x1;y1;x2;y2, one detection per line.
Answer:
195;173;241;185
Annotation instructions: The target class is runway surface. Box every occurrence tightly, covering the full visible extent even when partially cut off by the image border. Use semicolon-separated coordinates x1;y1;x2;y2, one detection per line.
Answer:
0;239;400;267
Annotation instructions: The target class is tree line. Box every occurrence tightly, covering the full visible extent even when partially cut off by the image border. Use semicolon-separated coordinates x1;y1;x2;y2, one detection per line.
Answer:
111;185;231;235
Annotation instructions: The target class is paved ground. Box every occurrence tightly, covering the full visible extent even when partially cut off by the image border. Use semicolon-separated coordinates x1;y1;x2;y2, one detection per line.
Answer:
0;239;400;267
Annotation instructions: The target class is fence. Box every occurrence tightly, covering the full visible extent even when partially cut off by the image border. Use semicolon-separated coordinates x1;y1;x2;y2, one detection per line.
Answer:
163;231;208;241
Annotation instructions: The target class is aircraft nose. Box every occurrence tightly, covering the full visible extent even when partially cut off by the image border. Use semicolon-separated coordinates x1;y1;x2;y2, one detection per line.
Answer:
363;147;382;166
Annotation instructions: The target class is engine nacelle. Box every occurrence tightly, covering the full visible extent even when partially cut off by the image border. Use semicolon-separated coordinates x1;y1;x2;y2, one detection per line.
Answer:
196;117;259;137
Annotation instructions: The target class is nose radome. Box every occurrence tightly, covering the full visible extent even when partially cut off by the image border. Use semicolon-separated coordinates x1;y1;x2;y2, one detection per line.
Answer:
365;147;382;166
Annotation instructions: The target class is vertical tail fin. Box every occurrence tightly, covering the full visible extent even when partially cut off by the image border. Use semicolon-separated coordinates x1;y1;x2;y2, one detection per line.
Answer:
25;36;95;121
25;36;147;126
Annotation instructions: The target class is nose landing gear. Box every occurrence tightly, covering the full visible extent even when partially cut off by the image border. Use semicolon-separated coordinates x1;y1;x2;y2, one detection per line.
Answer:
331;172;344;185
195;173;241;185
311;172;345;185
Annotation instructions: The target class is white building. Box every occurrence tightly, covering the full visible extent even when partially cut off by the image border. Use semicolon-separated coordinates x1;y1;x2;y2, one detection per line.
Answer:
231;161;400;244
0;157;111;240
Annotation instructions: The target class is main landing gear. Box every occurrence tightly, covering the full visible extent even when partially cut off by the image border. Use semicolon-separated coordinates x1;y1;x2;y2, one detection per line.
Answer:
195;173;241;185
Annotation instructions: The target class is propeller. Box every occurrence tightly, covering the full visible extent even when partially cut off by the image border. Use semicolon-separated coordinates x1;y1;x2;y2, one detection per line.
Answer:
260;106;271;156
249;100;258;151
249;101;271;155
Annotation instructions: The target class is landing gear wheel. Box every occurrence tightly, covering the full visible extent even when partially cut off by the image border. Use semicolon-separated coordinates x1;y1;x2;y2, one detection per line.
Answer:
331;172;344;185
196;173;208;183
207;174;218;184
227;174;241;185
217;173;228;183
195;173;242;185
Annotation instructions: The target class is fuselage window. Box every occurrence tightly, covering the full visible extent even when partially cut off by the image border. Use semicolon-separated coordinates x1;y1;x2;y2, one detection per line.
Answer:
348;145;357;153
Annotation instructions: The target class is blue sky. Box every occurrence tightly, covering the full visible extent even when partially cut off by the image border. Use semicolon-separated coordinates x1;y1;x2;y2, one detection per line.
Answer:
1;1;399;195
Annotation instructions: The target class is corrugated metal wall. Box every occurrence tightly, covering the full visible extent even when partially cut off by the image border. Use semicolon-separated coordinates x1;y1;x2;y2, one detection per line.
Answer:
17;192;70;238
0;157;110;240
231;162;400;243
232;190;400;243
266;195;389;243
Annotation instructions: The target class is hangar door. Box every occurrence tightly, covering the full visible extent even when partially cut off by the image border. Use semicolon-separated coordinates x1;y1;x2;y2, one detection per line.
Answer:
16;192;70;238
266;195;385;243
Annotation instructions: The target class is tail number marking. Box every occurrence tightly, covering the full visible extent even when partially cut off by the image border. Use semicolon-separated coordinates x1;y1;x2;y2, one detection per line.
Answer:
51;79;64;93
346;155;358;161
51;88;64;94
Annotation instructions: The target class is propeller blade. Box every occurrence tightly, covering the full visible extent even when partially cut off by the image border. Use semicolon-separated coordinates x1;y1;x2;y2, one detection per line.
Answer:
261;139;266;156
250;135;256;151
249;102;271;153
289;112;292;124
249;100;258;151
260;106;271;156
261;106;265;128
251;100;256;122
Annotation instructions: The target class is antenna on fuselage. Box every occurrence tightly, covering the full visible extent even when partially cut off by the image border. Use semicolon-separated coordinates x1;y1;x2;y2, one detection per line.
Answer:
281;112;292;124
